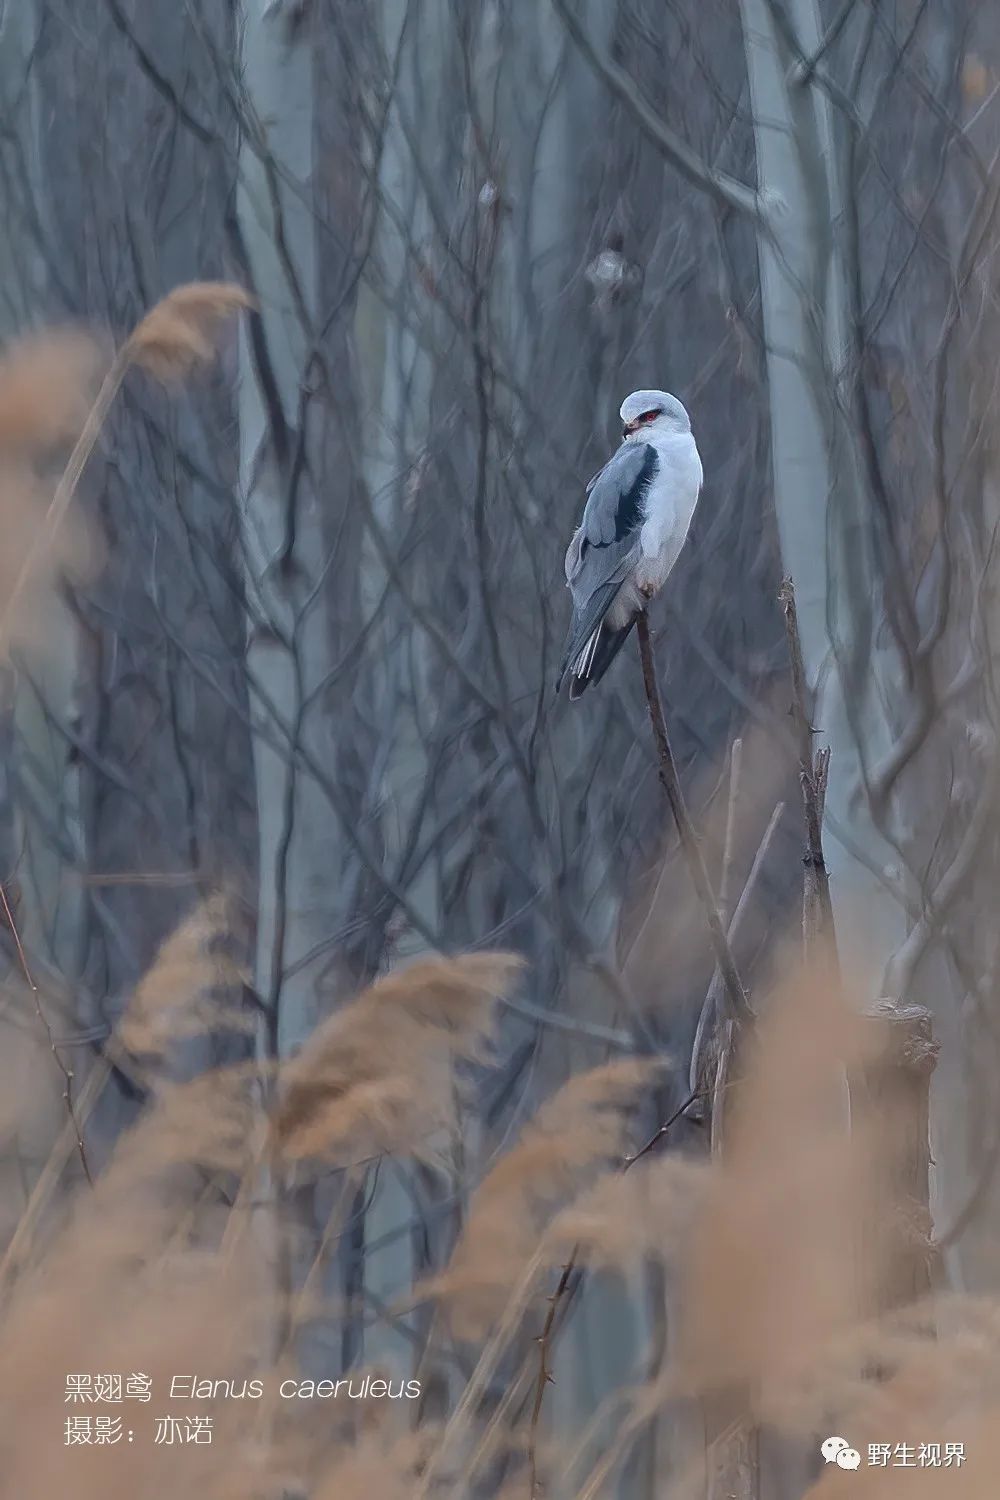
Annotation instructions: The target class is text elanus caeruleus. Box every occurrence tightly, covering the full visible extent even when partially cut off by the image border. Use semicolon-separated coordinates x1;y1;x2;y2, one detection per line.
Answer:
556;389;702;699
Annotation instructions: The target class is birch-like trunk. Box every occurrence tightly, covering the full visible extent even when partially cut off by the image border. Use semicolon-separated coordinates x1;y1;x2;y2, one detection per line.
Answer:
738;2;976;1282
739;0;908;992
236;2;349;1373
736;7;912;1495
237;2;334;1056
348;0;452;1383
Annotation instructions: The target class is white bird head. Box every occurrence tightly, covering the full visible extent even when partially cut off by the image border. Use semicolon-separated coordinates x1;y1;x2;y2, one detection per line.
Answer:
620;389;691;442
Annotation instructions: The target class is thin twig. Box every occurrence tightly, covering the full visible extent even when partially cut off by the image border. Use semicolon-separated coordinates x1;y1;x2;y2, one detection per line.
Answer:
689;800;785;1101
635;614;753;1026
718;738;743;925
709;1021;735;1158
549;0;762;219
0;1057;111;1290
527;1085;703;1497
528;1255;576;1499
0;882;93;1186
778;577;840;969
623;1086;701;1169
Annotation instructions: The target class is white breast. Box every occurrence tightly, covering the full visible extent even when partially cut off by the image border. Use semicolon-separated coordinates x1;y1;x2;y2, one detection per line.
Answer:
641;434;701;561
634;432;702;595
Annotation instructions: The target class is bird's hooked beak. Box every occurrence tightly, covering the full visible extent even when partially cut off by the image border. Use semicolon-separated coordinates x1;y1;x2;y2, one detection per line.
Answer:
622;419;638;438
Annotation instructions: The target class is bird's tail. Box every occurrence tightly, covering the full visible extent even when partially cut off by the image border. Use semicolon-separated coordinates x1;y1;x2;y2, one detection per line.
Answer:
566;618;635;699
555;579;627;697
573;625;602;685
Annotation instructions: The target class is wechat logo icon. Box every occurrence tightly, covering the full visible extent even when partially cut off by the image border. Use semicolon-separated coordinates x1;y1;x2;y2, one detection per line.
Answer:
821;1436;862;1470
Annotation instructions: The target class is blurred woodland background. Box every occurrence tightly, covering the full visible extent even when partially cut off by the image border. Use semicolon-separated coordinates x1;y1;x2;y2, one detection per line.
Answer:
2;1;1000;1497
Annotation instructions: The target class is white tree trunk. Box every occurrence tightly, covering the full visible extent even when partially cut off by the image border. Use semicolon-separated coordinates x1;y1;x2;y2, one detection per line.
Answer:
349;0;449;1381
739;0;907;989
739;0;969;1460
237;1;336;1055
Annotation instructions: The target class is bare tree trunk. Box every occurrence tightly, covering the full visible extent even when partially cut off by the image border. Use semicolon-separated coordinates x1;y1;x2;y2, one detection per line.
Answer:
236;0;343;1371
236;0;333;1056
738;0;907;993
738;0;981;1325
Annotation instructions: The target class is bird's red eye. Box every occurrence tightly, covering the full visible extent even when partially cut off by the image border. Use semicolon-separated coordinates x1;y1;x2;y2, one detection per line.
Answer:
640;409;660;423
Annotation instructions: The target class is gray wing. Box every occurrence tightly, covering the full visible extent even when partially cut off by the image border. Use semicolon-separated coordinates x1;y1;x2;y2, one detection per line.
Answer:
565;441;657;585
581;441;657;545
556;443;658;692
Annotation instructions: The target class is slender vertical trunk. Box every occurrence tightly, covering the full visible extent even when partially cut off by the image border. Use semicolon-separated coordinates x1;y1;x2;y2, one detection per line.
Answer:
237;1;332;1055
738;0;907;996
739;0;977;1314
349;0;454;1387
734;8;913;1496
236;0;344;1370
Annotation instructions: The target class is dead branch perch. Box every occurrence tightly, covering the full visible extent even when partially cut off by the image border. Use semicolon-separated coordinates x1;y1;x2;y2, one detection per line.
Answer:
635;613;752;1027
689;800;784;1107
530;614;755;1494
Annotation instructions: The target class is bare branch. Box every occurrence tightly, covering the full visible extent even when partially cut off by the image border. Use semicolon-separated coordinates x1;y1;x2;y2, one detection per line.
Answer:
636;614;753;1028
0;883;92;1187
549;0;763;221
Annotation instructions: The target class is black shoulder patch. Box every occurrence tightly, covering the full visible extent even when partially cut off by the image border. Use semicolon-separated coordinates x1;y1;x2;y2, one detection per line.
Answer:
581;442;658;550
614;445;657;541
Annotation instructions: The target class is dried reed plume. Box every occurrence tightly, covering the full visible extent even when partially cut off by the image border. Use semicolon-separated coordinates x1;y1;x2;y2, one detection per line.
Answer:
0;329;105;453
541;1154;706;1273
437;1057;661;1341
123;282;254;383
110;1062;266;1183
3;927;1000;1497
120;891;251;1058
0;328;106;643
675;964;874;1412
272;952;523;1166
0;283;252;651
311;1429;435;1500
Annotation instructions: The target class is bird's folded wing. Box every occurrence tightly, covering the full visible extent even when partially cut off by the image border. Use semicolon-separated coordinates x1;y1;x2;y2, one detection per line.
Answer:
560;532;640;675
565;441;654;608
558;442;656;687
567;532;638;613
579;441;656;547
